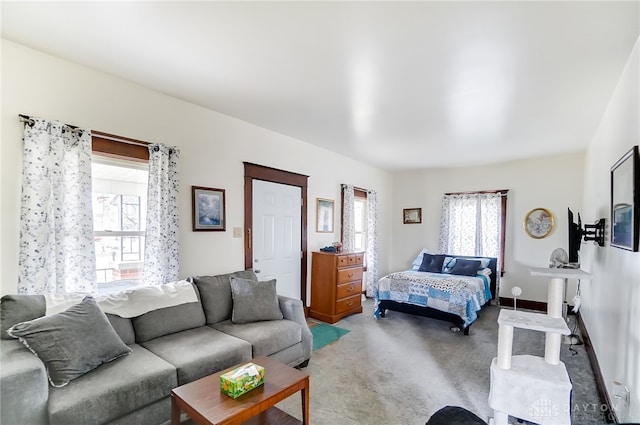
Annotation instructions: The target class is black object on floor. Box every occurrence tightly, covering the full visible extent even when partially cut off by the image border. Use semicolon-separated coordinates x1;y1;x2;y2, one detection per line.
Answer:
426;406;488;425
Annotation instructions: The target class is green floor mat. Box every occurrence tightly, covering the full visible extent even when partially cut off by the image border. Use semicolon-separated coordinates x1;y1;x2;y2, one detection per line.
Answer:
309;322;350;351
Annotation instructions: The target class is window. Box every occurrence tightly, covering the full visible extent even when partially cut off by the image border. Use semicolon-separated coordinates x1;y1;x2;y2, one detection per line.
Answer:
439;190;507;273
342;187;369;268
92;159;148;285
91;132;150;291
353;193;368;253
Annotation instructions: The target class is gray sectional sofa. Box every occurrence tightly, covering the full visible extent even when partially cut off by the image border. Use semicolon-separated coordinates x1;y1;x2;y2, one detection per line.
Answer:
0;270;313;425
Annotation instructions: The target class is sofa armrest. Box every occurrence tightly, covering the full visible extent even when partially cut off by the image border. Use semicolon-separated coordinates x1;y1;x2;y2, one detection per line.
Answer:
278;296;312;363
1;340;49;425
277;295;305;324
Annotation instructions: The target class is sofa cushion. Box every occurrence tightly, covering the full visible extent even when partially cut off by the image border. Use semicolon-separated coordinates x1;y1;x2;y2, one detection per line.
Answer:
141;326;252;385
47;344;176;425
213;319;301;357
106;314;136;346
106;398;170;425
8;296;131;387
192;269;257;325
132;283;206;343
229;277;283;324
0;294;45;339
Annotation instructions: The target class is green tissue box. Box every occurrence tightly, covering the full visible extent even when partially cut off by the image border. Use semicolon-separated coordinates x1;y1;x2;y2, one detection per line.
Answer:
220;362;265;399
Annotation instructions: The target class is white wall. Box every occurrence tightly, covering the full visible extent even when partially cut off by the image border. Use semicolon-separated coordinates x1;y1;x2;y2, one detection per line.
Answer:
581;37;640;422
391;152;585;302
0;39;393;299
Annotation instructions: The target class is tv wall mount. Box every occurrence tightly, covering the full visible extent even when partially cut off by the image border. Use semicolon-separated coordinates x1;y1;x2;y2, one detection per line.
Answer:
583;218;606;247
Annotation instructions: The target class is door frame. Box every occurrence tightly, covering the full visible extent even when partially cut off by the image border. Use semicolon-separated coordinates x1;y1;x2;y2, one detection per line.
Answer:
243;162;309;305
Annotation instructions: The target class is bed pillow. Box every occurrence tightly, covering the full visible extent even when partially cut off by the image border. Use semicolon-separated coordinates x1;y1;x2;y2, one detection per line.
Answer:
7;296;131;387
418;254;446;273
411;248;434;270
475;257;492;269
442;257;457;273
477;267;492;277
230;277;283;324
449;259;482;276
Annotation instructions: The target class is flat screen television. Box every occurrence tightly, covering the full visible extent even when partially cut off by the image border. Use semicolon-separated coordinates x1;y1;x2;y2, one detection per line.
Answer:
568;208;582;264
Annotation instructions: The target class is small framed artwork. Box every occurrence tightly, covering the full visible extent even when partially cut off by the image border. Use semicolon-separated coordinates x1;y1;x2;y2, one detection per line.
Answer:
524;207;555;239
611;145;639;251
316;198;334;233
403;208;422;224
192;186;226;231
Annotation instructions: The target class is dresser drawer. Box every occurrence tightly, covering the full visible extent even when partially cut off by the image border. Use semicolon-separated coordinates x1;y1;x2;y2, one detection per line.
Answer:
335;294;361;314
336;267;363;284
336;255;350;268
348;253;364;266
336;281;362;300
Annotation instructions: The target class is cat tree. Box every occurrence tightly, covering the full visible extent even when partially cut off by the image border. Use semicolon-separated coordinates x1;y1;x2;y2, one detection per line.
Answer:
488;267;590;424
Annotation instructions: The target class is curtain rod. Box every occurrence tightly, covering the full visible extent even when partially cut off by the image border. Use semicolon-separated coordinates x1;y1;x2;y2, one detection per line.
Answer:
341;184;369;192
19;115;151;147
19;114;84;133
445;189;509;196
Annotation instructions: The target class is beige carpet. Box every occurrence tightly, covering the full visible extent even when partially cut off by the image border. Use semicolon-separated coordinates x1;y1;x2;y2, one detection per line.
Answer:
276;298;606;425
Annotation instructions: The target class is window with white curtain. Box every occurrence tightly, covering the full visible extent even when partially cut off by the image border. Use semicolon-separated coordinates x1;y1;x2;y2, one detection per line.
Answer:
92;158;149;287
341;185;379;297
353;195;368;253
91;132;152;294
438;190;507;272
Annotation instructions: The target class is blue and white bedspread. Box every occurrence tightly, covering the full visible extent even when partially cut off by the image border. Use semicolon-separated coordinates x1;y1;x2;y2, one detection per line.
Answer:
374;270;492;327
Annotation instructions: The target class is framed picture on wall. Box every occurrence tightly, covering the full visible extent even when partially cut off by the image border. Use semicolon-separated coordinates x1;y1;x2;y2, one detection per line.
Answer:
403;208;422;224
316;198;334;233
192;186;226;231
610;145;639;251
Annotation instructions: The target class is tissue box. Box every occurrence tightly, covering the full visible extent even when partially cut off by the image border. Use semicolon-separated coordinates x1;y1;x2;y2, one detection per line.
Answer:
220;362;265;399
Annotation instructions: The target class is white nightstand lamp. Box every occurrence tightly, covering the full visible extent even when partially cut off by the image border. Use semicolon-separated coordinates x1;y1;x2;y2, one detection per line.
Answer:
511;286;522;310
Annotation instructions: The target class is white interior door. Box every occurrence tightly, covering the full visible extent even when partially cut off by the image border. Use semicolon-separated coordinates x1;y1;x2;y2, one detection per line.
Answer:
252;180;302;299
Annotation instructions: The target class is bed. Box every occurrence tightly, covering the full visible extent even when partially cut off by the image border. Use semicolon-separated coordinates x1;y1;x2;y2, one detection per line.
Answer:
374;251;498;335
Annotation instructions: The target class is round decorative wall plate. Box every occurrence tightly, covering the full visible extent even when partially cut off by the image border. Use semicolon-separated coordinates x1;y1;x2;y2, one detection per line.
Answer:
524;208;555;239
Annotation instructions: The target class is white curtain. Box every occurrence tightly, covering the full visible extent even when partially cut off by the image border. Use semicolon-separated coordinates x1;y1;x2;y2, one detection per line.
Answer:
143;143;180;285
365;190;379;297
439;192;502;268
18;117;97;294
341;184;356;252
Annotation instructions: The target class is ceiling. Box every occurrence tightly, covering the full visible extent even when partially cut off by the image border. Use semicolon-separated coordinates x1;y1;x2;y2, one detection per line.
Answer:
2;1;639;171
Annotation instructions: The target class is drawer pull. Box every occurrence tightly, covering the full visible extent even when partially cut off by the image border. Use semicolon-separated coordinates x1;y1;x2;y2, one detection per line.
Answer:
347;286;353;292
348;273;354;278
347;301;353;306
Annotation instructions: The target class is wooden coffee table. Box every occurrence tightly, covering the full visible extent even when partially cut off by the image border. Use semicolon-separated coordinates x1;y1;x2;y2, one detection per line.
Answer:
171;356;309;425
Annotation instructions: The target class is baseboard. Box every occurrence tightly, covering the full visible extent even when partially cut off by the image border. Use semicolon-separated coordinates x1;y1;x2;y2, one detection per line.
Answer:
498;297;547;312
577;313;617;423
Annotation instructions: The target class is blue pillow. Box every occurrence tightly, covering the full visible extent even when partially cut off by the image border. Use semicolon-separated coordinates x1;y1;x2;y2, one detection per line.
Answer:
442;257;492;273
411;248;433;270
442;257;457;273
449;259;482;276
418;254;446;273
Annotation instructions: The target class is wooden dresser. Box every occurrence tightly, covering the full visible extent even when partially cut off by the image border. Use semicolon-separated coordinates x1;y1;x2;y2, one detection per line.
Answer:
310;251;364;323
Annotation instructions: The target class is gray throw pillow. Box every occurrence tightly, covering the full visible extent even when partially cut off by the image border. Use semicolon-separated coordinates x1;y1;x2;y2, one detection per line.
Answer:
0;294;46;339
192;269;258;324
7;296;131;387
229;277;283;324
